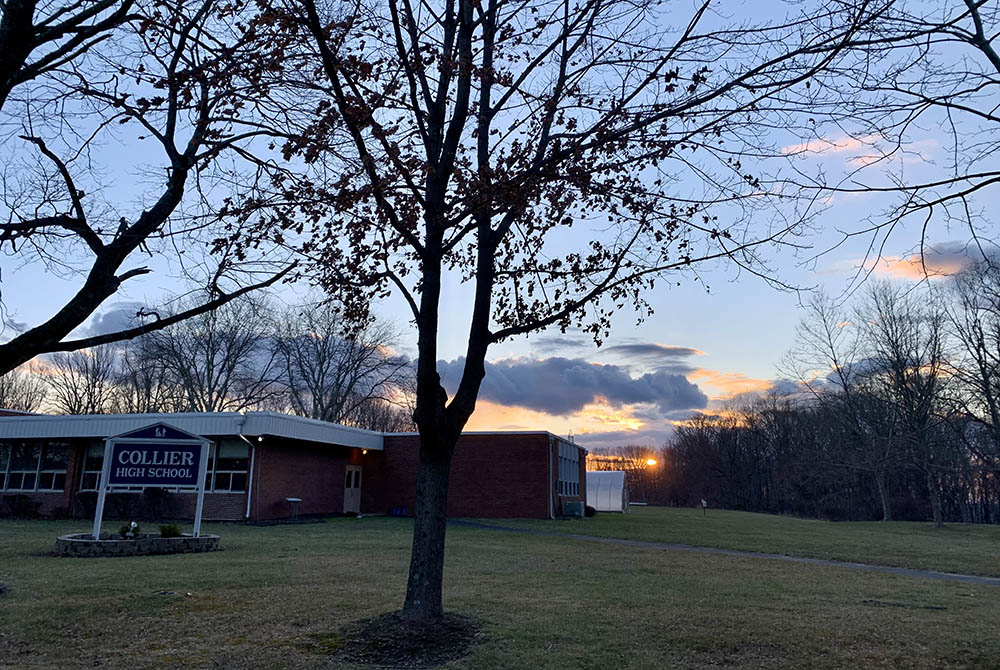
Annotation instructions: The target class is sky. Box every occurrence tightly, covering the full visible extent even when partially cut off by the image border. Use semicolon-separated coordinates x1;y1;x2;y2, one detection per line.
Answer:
1;1;995;450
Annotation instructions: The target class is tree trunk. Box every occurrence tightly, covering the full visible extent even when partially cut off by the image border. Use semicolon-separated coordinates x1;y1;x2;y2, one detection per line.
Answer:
400;449;453;621
926;468;944;528
876;470;893;522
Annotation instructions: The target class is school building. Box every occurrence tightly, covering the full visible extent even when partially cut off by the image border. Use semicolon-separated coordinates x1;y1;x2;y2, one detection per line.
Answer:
0;411;587;521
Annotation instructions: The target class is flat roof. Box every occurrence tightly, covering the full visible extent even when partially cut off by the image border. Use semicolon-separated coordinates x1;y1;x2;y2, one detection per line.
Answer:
386;430;586;451
0;411;384;451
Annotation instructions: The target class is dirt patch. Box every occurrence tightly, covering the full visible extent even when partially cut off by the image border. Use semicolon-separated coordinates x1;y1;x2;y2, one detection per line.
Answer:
334;611;484;668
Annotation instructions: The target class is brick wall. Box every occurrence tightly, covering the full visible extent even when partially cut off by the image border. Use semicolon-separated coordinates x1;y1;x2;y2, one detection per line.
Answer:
172;492;247;521
251;439;361;520
368;434;554;518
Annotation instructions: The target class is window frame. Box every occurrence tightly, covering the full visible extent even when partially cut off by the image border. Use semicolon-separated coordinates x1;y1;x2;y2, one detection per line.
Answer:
210;440;249;493
1;441;69;493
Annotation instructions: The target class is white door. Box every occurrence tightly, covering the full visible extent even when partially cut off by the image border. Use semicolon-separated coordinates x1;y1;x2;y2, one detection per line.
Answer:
344;465;362;514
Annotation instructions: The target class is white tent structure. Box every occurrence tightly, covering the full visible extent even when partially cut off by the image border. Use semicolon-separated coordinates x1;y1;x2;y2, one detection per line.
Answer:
586;471;629;513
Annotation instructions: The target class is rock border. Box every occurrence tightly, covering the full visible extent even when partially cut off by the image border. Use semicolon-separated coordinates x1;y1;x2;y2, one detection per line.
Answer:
54;532;220;557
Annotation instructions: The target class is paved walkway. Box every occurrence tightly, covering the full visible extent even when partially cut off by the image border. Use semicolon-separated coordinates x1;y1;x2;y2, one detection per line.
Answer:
449;520;1000;587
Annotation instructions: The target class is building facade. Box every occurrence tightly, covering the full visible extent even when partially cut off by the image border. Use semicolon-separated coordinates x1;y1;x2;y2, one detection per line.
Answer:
0;412;586;521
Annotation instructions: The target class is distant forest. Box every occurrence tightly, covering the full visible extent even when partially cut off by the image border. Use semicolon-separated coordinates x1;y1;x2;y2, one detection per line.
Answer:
594;257;1000;525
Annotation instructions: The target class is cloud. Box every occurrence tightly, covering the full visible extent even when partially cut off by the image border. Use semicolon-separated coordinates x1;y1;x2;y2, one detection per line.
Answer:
573;426;677;449
768;379;803;396
531;335;592;354
873;241;981;280
84;303;146;336
780;134;937;168
464;398;650;436
688;369;774;400
780;134;879;158
601;342;704;374
603;343;703;359
439;356;708;416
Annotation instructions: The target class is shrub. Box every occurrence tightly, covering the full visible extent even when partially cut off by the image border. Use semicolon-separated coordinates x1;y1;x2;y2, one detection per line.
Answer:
0;494;43;518
119;522;140;539
159;524;183;538
141;487;175;521
584;505;597;518
48;506;71;520
72;491;98;519
108;493;141;520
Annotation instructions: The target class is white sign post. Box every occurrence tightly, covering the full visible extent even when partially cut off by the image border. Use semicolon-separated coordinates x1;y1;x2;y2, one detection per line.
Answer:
91;423;211;540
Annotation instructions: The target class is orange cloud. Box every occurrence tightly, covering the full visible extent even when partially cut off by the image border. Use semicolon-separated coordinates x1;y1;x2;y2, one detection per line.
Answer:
688;369;773;400
781;135;937;168
465;398;647;436
780;135;878;157
873;254;970;280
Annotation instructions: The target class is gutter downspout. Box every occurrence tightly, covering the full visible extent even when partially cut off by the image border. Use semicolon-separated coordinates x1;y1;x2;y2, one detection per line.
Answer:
238;414;256;520
547;435;554;519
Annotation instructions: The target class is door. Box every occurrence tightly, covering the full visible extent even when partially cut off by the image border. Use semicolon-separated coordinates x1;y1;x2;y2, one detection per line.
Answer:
344;465;362;514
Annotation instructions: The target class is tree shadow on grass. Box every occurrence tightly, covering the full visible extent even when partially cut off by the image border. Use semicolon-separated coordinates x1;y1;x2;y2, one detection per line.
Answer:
331;611;484;668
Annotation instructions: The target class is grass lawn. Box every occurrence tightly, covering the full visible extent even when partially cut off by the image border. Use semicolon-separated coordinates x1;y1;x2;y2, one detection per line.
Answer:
490;507;1000;578
1;514;999;669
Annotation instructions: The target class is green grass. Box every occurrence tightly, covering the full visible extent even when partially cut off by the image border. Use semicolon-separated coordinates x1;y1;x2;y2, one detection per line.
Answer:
1;514;999;669
490;507;1000;577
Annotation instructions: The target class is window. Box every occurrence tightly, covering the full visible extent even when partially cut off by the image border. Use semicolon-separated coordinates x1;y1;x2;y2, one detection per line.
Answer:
37;444;68;491
79;444;106;491
557;441;580;497
6;443;40;491
79;442;142;493
1;441;69;492
0;444;8;490
210;441;249;493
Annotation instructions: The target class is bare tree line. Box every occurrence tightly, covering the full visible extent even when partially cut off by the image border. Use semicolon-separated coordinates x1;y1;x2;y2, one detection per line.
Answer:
0;296;415;432
647;257;1000;525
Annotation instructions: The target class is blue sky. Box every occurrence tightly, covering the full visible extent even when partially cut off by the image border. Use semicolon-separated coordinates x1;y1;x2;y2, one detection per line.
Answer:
2;93;974;451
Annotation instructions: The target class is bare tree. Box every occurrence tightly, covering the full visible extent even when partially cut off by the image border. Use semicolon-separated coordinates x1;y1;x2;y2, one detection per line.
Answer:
784;292;900;520
0;0;294;375
0;363;46;411
273;305;413;427
943;255;1000;483
348;395;416;433
238;0;886;620
109;337;182;414
45;345;116;414
860;282;950;527
144;296;279;413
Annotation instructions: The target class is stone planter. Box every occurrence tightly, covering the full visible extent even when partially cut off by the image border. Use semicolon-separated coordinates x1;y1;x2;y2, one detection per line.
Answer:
54;532;220;557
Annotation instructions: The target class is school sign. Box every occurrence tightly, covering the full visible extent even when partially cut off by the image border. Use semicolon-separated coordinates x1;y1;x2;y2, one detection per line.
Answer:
92;423;210;539
108;442;202;487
